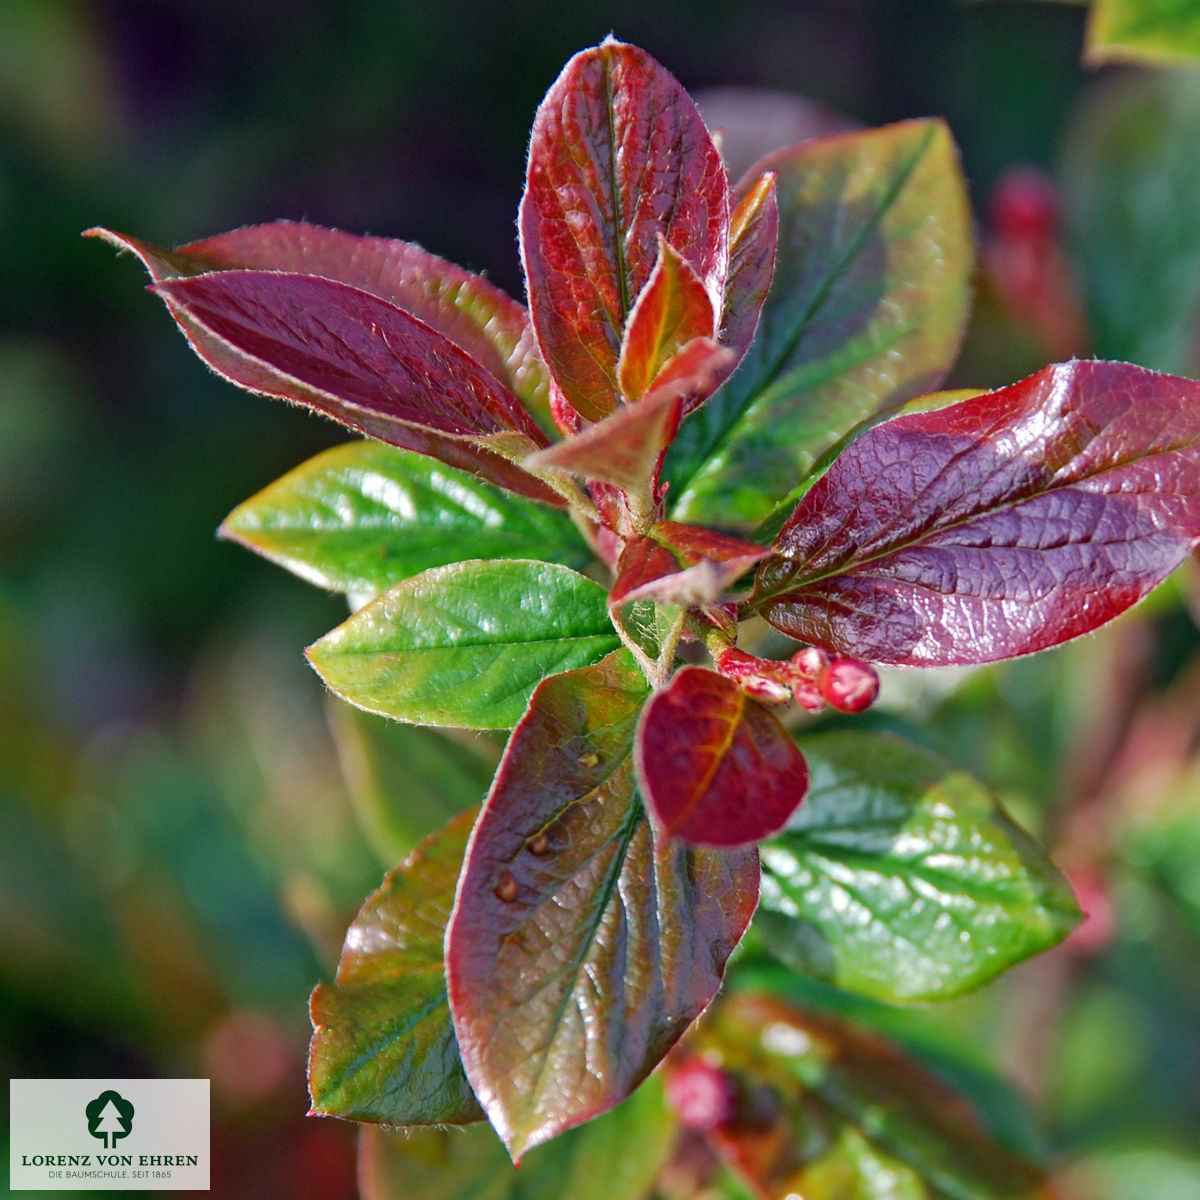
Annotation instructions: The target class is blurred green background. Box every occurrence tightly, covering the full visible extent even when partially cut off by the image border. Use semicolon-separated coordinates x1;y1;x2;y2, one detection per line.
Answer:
3;1;1200;1196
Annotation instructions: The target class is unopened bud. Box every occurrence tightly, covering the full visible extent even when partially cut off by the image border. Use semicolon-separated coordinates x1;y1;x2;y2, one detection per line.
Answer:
818;658;880;713
665;1058;738;1132
790;646;829;680
792;679;824;710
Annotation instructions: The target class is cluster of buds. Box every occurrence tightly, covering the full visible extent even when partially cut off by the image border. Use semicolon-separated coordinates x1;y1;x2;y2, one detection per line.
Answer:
713;645;880;714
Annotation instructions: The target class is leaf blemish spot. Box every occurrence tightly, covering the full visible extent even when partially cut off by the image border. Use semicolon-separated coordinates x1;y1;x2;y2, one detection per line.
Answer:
493;870;519;902
527;833;551;855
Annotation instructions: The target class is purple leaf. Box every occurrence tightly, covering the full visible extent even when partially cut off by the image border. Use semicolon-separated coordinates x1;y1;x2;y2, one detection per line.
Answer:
635;666;809;847
757;360;1200;666
446;650;758;1161
154;271;564;506
520;38;730;422
86;223;552;429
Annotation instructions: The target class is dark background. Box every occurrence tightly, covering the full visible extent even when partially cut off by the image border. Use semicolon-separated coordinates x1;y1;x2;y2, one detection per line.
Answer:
4;2;1200;1197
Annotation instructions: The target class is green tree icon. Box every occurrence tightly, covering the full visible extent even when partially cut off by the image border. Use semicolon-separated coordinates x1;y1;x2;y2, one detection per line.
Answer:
85;1090;134;1150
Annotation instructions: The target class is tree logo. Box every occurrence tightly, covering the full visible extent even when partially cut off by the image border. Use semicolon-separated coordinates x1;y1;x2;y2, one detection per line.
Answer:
85;1089;135;1149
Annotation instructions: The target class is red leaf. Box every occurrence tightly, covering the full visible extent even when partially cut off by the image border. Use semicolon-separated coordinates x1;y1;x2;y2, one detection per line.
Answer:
527;341;735;508
757;360;1200;666
618;237;718;401
636;666;808;847
653;522;766;569
647;335;738;421
446;651;758;1161
154;271;564;505
708;171;778;413
609;524;766;608
87;223;551;427
610;537;682;605
520;38;730;423
525;384;682;497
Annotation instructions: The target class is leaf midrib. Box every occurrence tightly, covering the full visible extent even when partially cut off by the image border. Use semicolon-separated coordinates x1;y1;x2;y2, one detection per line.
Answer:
758;425;1200;602
326;630;620;658
515;793;644;1150
672;125;937;499
763;838;1076;917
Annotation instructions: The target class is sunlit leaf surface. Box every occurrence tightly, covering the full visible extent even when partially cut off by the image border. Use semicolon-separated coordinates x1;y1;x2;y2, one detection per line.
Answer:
758;360;1200;665
757;731;1080;1001
447;651;758;1159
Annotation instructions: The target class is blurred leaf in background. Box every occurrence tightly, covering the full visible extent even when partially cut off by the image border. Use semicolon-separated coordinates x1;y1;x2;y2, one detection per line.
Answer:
4;0;1200;1196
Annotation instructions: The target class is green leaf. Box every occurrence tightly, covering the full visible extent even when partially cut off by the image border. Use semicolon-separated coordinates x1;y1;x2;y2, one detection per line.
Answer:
308;806;483;1126
306;560;621;729
756;731;1080;1002
1062;71;1200;375
358;1075;675;1200
1086;0;1200;64
222;441;590;597
446;651;759;1160
327;704;497;865
666;119;973;526
692;993;1051;1200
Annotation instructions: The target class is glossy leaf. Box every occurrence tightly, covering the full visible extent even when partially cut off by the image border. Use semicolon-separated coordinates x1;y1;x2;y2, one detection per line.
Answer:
693;993;1050;1200
667;119;973;525
711;171;778;411
85;223;553;430
358;1075;675;1200
1086;0;1200;64
446;651;759;1160
520;38;730;422
756;731;1080;1002
307;560;620;729
151;270;564;507
221;440;589;597
635;667;808;847
756;360;1200;666
308;806;483;1126
537;338;735;498
618;237;718;401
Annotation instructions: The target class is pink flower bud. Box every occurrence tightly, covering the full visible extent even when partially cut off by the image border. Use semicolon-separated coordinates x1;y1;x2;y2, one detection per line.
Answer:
818;658;880;713
665;1058;738;1132
790;646;829;680
792;679;824;710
